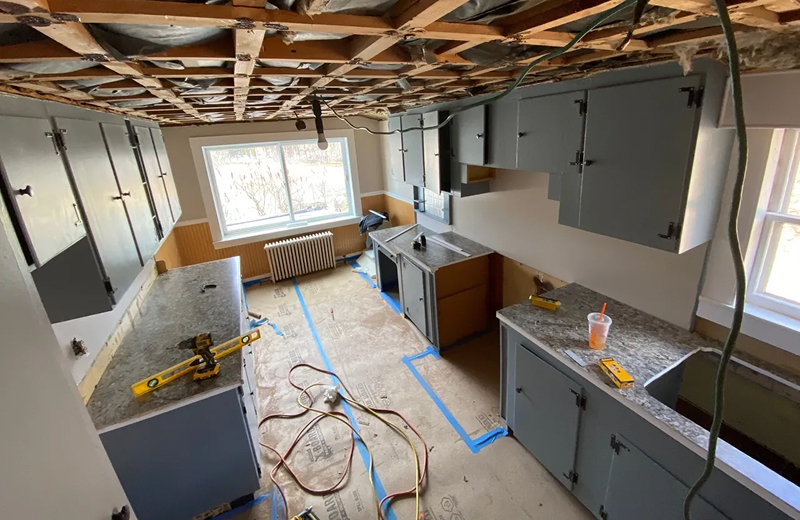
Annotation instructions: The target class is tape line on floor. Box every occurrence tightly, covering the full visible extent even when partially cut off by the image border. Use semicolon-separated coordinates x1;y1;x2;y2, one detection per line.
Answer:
403;346;508;454
293;277;399;520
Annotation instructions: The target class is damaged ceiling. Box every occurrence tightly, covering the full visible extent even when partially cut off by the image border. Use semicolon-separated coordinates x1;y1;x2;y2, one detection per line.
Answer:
0;0;799;125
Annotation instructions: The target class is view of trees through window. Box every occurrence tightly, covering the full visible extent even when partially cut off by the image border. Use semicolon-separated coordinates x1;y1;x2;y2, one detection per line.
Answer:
205;139;351;234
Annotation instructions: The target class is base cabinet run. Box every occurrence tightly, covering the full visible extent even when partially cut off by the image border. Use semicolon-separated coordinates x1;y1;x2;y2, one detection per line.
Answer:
500;326;792;520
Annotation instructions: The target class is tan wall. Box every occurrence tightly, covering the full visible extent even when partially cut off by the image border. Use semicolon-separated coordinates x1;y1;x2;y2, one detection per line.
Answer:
161;193;415;280
161;116;387;221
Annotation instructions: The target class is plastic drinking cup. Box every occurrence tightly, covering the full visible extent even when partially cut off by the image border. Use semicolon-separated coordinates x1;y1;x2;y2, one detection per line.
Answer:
588;312;612;350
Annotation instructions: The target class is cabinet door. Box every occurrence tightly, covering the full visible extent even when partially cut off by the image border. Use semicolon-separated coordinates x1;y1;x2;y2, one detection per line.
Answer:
400;256;427;336
150;127;182;223
401;114;424;186
453;105;486;166
0;115;85;266
580;76;701;251
387;116;405;181
514;343;583;490
487;100;518;170
55;118;142;298
101;122;160;260
134;125;173;233
604;435;728;520
423;111;449;193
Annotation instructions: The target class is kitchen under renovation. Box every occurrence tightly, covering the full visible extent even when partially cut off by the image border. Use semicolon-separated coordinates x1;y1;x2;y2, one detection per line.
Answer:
4;0;800;519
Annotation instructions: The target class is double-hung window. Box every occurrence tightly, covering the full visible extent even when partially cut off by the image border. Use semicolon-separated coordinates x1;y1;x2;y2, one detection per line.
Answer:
199;134;358;242
747;130;800;319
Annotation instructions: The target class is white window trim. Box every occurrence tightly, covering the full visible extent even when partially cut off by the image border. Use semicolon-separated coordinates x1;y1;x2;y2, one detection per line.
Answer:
745;129;800;321
189;129;363;249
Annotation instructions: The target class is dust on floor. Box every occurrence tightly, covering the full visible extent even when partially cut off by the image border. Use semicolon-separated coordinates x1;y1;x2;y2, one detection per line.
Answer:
231;263;590;520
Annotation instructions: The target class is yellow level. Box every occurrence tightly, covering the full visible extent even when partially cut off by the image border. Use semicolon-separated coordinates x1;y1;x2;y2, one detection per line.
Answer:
131;330;262;398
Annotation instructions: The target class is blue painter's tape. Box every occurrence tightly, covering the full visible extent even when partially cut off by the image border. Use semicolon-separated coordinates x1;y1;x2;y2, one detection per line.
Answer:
250;317;284;336
349;260;402;315
292;278;397;520
402;348;508;454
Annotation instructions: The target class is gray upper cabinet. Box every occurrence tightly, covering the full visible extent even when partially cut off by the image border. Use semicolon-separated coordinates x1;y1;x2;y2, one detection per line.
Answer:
0;115;85;266
150;127;182;223
400;114;424;186
387;116;405;181
101;122;160;261
575;76;702;252
452;105;486;166
514;343;583;490
517;91;587;175
54;118;142;298
422;111;451;194
134;125;173;234
487;100;518;170
603;435;729;520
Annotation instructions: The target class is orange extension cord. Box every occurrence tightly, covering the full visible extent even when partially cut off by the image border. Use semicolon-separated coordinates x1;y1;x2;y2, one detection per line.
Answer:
257;364;429;520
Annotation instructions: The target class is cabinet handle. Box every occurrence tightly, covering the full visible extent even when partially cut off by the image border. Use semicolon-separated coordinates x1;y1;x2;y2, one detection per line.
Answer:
15;185;33;197
112;195;123;200
402;149;409;153
516;387;523;394
121;191;131;197
476;133;484;139
518;132;526;138
72;203;82;226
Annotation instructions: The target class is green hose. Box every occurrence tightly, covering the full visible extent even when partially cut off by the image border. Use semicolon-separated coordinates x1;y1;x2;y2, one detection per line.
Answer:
682;0;748;517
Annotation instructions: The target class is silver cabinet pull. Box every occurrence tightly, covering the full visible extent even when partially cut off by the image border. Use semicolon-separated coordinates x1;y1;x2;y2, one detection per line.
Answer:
16;185;33;197
72;203;82;226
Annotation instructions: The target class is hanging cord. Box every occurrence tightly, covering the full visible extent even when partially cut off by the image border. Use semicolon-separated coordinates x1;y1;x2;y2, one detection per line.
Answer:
322;0;638;136
682;0;747;518
258;364;428;520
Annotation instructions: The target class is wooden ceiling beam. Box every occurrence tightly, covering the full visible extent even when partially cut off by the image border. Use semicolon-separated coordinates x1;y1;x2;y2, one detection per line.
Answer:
502;0;628;38
648;0;787;29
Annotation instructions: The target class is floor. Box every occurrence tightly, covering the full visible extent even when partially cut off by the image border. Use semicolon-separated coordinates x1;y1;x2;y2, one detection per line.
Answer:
231;263;591;520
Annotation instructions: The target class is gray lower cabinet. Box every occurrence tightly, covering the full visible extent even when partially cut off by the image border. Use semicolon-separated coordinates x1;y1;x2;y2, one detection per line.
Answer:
501;326;792;520
0;115;86;266
401;114;424;186
400;256;427;336
133;125;173;235
574;76;703;252
452;105;486;166
101;122;161;260
151;127;182;223
604;435;728;520
514;344;583;490
55;117;143;298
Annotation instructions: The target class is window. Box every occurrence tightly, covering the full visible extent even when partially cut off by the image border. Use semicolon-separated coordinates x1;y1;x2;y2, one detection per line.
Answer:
748;130;800;320
201;136;356;239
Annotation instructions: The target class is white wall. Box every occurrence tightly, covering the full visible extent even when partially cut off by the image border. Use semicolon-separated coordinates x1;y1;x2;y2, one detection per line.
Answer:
162;116;387;222
380;150;709;327
720;71;800;129
0;207;134;518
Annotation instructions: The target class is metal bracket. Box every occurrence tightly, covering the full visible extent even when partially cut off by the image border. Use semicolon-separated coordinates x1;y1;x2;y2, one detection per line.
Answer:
111;505;130;520
574;99;587;116
103;278;115;296
569;389;586;409
45;129;67;154
599;505;608;520
610;434;629;455
657;221;682;240
563;469;579;485
679;86;704;108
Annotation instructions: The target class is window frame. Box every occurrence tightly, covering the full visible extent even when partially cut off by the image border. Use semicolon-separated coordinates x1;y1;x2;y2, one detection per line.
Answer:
746;129;800;320
189;129;362;249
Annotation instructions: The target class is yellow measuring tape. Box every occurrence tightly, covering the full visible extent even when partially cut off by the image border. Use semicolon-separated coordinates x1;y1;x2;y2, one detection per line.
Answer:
131;329;261;398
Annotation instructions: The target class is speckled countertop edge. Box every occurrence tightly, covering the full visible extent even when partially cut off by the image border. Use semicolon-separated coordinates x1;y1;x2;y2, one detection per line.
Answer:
497;283;800;518
87;258;246;431
370;225;494;272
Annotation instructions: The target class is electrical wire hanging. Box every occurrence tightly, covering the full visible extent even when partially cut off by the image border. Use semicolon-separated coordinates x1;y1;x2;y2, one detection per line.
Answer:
322;0;639;136
682;0;748;517
258;364;429;520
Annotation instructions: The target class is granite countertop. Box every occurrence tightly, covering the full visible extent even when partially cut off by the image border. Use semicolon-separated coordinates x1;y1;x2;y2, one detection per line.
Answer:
370;225;494;271
87;258;245;432
497;283;800;516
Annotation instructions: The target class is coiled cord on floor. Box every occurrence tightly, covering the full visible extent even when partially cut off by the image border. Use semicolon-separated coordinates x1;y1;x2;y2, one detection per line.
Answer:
258;364;428;520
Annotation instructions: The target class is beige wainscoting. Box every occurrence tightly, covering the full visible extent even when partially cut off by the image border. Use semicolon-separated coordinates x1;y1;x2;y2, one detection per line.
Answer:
156;193;415;280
